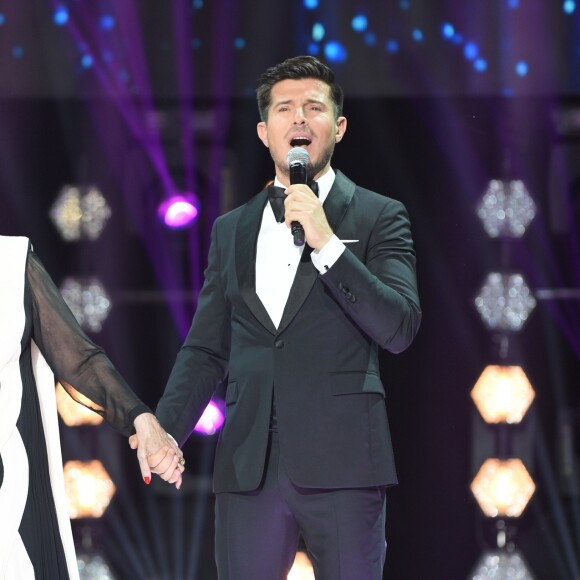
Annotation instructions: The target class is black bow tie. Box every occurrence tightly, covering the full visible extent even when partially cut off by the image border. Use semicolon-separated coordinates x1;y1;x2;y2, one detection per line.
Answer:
268;182;319;223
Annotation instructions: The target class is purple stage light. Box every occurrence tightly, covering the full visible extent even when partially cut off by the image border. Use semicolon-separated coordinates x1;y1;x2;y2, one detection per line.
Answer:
193;400;225;436
158;193;199;228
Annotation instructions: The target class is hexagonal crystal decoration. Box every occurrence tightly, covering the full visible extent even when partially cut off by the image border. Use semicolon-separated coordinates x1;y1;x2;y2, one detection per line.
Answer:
477;180;536;238
64;460;116;519
471;365;535;424
60;277;112;332
470;549;535;580
77;553;115;580
471;458;536;518
475;273;536;332
50;185;111;241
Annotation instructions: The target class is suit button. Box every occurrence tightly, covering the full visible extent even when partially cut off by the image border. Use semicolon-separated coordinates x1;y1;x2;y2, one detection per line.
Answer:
275;340;285;349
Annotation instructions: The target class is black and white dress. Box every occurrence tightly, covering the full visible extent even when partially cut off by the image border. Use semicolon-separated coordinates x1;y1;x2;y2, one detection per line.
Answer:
0;236;150;579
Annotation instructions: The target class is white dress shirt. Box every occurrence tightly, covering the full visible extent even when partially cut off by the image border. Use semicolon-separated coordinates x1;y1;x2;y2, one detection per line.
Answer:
256;168;345;328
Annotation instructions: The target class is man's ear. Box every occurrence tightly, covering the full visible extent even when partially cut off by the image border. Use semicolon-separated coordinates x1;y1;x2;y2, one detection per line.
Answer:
335;116;347;143
257;122;269;147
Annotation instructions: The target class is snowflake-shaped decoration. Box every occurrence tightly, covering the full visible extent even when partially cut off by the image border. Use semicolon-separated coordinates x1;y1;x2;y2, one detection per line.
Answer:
64;460;116;519
471;365;535;424
77;553;115;580
471;458;536;518
60;277;112;332
474;273;536;331
477;180;536;238
471;549;535;580
50;185;111;241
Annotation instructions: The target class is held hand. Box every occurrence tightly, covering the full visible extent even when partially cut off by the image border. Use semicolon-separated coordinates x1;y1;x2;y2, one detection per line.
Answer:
284;184;333;251
130;413;185;489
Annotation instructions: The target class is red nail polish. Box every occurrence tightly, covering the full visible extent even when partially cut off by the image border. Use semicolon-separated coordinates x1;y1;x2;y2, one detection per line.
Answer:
144;476;151;485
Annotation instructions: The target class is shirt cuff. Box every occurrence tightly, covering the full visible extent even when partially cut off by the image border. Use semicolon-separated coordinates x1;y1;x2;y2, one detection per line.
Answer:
311;235;346;274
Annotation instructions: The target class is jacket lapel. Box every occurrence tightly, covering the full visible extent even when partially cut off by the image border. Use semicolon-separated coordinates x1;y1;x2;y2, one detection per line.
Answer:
235;188;278;335
278;171;356;332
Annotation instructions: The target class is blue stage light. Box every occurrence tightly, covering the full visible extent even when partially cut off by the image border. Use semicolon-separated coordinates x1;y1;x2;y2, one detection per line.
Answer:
412;29;423;42
100;15;115;30
364;32;377;46
508;0;520;8
312;22;325;42
234;38;246;50
399;0;410;9
464;42;478;60
308;42;320;55
515;61;528;76
12;46;23;58
81;55;93;69
0;13;5;25
53;6;69;26
193;0;204;8
563;0;576;14
304;0;319;9
351;14;368;32
474;58;487;72
324;41;347;62
385;40;399;54
442;23;455;38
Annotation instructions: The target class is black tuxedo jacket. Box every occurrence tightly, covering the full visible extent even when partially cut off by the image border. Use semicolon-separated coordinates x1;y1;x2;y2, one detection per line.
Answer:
156;171;421;493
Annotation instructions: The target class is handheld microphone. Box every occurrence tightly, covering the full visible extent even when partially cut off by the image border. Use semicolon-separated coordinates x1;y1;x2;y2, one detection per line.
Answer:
286;147;310;247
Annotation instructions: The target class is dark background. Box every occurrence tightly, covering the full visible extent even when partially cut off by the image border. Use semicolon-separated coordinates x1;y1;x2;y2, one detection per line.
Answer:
1;1;580;578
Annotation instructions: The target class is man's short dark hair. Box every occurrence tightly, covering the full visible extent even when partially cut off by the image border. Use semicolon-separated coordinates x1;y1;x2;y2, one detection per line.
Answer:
256;55;344;122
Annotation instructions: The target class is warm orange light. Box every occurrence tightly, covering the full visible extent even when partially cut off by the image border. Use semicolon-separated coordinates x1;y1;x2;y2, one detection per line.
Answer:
63;460;116;519
471;365;535;424
287;551;315;580
470;458;535;518
56;383;104;426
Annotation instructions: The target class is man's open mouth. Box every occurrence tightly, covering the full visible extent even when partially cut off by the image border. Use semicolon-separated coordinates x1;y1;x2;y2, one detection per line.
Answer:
289;136;312;148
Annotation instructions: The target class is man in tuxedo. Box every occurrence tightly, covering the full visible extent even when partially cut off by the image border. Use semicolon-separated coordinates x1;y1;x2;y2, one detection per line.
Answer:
154;55;421;579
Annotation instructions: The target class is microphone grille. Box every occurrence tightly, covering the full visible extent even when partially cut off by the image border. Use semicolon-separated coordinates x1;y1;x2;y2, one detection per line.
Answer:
286;147;310;167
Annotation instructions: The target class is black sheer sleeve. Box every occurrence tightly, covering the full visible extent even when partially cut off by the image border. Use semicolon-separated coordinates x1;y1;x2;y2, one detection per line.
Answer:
27;249;151;436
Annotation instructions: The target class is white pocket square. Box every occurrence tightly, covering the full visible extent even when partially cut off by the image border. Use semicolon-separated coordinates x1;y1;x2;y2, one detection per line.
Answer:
340;239;359;244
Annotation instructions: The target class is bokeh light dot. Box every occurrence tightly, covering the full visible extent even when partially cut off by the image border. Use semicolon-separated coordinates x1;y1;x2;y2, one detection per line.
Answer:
324;41;347;62
386;39;399;54
234;37;246;50
442;23;455;38
53;6;69;26
0;14;5;25
308;42;320;55
475;58;488;72
100;15;115;30
564;0;576;14
364;32;377;46
12;46;24;59
304;0;319;9
516;61;528;76
464;42;479;60
351;14;368;32
81;54;93;68
412;29;423;42
312;22;325;42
